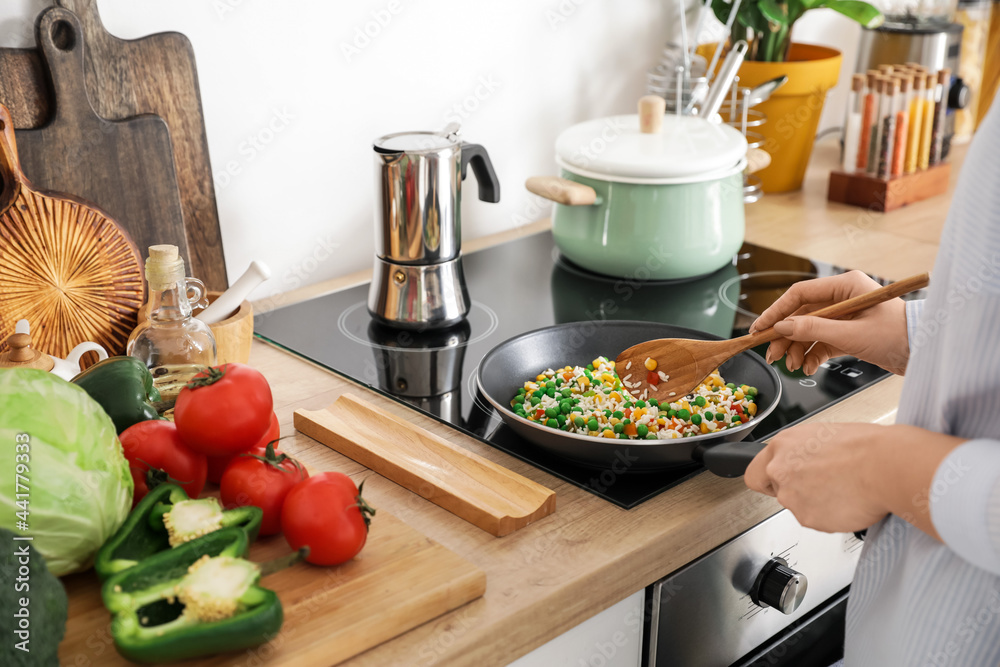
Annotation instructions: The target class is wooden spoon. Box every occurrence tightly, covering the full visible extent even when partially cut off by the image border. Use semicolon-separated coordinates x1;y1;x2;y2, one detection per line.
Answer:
615;272;929;402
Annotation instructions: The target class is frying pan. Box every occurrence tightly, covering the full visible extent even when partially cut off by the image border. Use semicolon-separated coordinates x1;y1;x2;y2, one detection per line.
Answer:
476;321;780;477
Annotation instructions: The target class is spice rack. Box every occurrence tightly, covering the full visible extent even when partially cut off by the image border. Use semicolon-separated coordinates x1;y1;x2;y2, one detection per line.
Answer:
828;63;953;212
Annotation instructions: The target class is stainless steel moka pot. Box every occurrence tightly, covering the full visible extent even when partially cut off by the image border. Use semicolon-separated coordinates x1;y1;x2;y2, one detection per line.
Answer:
368;125;500;329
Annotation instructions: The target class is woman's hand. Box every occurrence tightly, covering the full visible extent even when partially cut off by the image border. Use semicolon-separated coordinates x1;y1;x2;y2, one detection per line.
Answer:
745;422;966;538
749;270;911;375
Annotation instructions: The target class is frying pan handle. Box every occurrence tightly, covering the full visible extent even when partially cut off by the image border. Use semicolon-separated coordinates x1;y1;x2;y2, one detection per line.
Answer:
697;440;768;478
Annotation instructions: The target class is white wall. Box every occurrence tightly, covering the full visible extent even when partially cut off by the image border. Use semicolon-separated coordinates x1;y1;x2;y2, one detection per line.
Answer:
0;1;862;300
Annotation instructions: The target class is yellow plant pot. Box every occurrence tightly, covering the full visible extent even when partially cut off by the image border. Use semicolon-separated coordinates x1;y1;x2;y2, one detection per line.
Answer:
698;43;842;192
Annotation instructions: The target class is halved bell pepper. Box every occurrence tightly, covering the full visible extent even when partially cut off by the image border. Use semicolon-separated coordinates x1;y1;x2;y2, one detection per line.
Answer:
102;527;298;664
94;483;262;580
71;356;161;434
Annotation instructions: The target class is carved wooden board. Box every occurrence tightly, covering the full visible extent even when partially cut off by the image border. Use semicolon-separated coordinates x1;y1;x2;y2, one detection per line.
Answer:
0;0;227;289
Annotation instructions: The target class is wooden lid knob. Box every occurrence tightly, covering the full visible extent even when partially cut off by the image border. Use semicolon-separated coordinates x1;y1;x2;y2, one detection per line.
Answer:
0;331;55;371
639;95;666;134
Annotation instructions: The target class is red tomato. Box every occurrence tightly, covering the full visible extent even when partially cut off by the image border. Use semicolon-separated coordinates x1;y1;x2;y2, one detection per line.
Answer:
281;473;374;565
119;420;207;506
220;444;308;536
174;363;273;457
205;411;280;484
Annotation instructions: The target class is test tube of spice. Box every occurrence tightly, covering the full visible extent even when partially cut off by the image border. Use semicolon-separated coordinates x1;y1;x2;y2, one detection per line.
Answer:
929;68;950;165
878;64;895;75
843;74;865;172
891;75;909;177
877;77;898;180
857;71;880;172
867;77;887;177
905;73;924;174
918;72;936;169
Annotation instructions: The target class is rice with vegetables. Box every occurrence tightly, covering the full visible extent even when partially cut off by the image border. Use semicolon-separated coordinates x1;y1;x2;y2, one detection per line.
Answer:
509;356;759;440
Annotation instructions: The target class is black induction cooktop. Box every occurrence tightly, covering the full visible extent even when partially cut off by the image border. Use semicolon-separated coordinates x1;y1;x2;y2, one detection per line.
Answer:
255;232;918;508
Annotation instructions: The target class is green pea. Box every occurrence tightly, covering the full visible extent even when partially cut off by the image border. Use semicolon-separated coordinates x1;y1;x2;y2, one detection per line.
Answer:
668;409;677;418
604;409;613;417
560;402;572;414
574;416;585;427
636;400;647;408
748;386;758;397
561;388;572;398
678;409;691;420
517;388;526;395
704;411;714;421
583;390;596;397
545;418;559;428
586;364;594;371
513;395;525;404
603;389;612;395
587;418;599;431
613;410;624;419
694;396;707;407
619;432;630;439
648;398;659;407
531;396;541;406
637;424;649;437
555;377;563;386
544;407;558;418
726;382;736;390
546;387;556;398
557;414;567;425
732;415;742;423
571;406;584;413
691;414;702;425
622;418;631;425
646;433;658;440
613;422;624;434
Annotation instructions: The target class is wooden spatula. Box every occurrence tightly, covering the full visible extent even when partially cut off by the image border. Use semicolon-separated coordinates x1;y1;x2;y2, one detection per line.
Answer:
615;272;929;402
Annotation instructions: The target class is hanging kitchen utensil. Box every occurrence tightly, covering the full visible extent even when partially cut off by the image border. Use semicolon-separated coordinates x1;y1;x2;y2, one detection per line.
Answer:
368;124;500;330
9;7;190;291
700;40;749;119
615;272;929;402
0;104;144;359
748;75;788;106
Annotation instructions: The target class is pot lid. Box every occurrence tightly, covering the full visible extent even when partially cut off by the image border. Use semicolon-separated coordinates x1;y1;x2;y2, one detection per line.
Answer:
554;112;747;181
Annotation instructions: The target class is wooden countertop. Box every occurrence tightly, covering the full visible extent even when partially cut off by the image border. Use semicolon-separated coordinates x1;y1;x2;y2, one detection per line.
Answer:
249;134;959;665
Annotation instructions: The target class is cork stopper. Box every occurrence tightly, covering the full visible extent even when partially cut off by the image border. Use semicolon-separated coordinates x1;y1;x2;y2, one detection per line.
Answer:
852;73;865;92
937;68;951;84
905;61;922;69
913;74;925;91
867;71;879;89
0;332;55;371
876;76;886;94
890;77;901;95
878;64;894;75
926;72;936;89
896;75;909;93
145;244;185;291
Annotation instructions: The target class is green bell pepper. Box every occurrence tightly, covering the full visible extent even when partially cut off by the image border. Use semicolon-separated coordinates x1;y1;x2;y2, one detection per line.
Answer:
71;356;161;434
102;528;300;664
94;483;262;580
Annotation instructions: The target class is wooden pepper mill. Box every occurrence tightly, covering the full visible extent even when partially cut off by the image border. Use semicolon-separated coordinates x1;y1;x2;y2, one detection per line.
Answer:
0;331;55;371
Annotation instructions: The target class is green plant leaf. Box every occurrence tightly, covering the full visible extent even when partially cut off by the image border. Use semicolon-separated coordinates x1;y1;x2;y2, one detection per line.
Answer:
758;0;789;28
810;0;884;27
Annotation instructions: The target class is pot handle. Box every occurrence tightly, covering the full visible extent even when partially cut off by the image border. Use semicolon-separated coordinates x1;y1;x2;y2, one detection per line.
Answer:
696;440;768;478
525;176;600;206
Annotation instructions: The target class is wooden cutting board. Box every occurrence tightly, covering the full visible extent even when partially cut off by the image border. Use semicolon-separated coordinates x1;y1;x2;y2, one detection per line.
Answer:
12;6;187;279
0;0;228;290
57;508;486;666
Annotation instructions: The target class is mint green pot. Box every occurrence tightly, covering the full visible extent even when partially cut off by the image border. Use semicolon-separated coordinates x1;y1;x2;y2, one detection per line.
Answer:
550;165;746;281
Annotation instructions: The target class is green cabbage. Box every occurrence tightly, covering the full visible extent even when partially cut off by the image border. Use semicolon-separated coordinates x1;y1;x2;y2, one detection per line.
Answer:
0;369;133;576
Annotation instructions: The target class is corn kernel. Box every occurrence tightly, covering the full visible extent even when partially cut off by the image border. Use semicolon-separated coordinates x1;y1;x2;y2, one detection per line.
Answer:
644;357;657;371
633;408;646;420
748;402;757;416
700;423;709;434
609;417;620;425
536;374;546;382
610;391;622;401
681;401;691;413
657;418;667;426
602;429;617;439
713;376;724;387
579;376;590;387
734;391;745;400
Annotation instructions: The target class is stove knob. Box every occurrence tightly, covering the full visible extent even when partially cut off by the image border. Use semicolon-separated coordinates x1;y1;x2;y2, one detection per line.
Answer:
750;557;807;615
